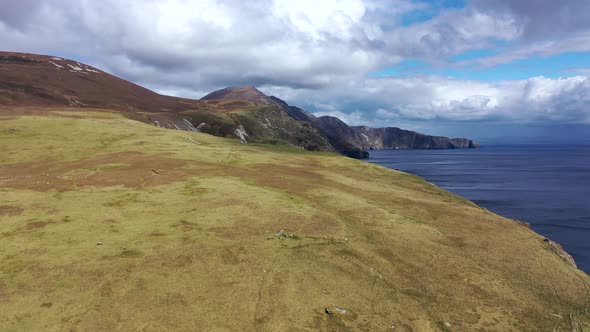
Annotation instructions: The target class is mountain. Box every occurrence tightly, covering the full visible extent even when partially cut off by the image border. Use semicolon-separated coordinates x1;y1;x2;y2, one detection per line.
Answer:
202;87;368;158
0;52;208;132
0;51;477;159
203;88;478;158
202;85;274;105
0;52;197;111
0;52;333;151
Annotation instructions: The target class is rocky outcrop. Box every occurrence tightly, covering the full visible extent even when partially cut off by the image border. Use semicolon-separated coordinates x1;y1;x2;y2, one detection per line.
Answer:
269;96;369;159
229;105;334;151
450;138;479;149
267;97;370;156
543;238;578;268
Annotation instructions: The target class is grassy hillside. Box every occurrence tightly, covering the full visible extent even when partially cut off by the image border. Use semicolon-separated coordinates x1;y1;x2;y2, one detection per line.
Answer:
1;109;589;331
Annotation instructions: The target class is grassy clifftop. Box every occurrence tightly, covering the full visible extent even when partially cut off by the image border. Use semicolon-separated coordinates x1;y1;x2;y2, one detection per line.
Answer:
1;109;589;331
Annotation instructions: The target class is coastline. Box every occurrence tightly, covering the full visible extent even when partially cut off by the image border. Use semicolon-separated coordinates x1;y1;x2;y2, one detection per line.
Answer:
366;145;590;273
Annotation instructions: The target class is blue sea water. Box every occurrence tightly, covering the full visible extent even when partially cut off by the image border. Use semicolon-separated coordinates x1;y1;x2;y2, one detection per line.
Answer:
368;145;590;274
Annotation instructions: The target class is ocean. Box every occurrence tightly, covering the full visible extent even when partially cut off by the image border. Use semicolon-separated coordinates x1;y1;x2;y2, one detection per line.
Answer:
368;144;590;274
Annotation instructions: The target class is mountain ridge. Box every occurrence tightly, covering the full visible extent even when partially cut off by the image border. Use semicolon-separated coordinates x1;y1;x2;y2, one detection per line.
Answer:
0;52;334;151
203;86;479;157
0;51;478;158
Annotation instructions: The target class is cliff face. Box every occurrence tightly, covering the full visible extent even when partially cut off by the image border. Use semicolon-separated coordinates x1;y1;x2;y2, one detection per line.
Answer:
349;126;480;150
311;115;479;154
263;96;368;158
264;96;479;157
450;138;479;148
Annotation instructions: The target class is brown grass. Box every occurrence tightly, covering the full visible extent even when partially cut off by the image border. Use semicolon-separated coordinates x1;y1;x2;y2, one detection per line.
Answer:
0;151;192;191
25;220;56;230
0;205;23;216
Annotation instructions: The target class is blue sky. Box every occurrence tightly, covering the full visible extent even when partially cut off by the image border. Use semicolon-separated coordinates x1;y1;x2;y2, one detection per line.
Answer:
373;51;590;82
1;0;590;142
376;0;590;83
401;0;467;26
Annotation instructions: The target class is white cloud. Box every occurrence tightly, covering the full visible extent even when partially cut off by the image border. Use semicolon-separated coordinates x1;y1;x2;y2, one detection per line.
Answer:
385;8;522;60
312;110;369;126
564;68;590;76
0;0;589;130
0;0;538;90
272;0;366;40
294;75;590;125
464;34;590;68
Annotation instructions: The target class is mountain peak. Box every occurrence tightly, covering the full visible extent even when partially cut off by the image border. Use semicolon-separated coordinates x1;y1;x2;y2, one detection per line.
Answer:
201;85;272;105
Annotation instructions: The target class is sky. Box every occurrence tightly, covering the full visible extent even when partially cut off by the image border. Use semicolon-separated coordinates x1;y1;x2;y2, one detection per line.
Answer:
1;0;589;143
